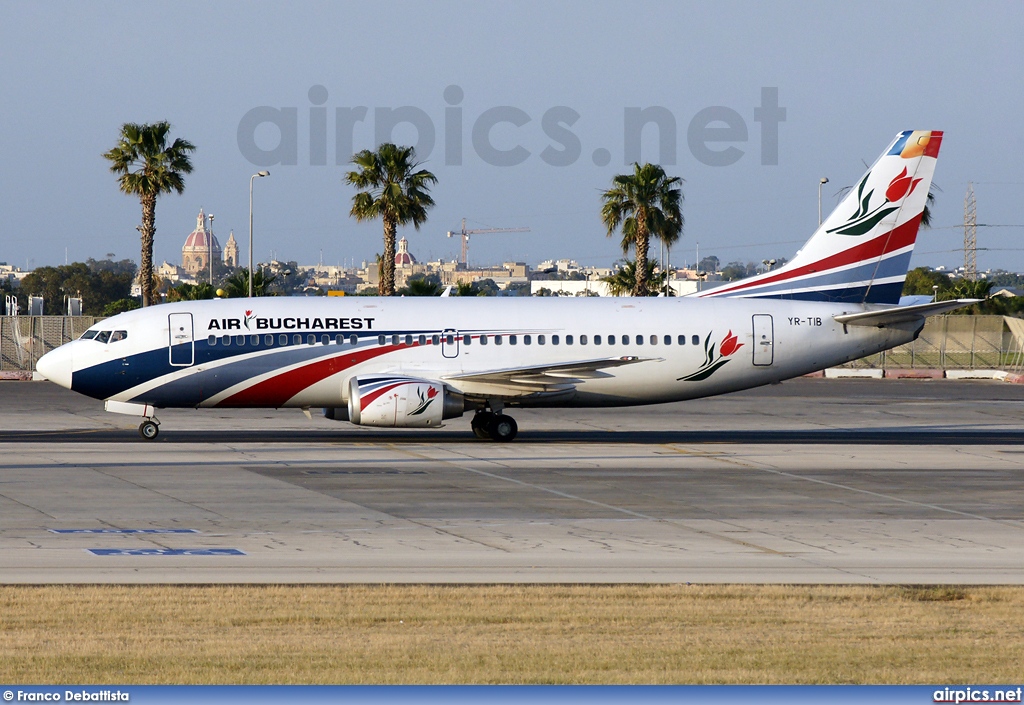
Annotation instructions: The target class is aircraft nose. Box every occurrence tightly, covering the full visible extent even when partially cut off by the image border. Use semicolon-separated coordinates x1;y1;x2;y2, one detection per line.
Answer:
36;344;73;389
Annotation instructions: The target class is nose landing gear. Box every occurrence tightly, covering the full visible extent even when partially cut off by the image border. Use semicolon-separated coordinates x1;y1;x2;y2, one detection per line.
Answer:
470;410;518;442
138;418;160;440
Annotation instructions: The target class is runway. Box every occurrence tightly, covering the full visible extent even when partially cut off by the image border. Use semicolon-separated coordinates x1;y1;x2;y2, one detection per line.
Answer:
2;379;1023;584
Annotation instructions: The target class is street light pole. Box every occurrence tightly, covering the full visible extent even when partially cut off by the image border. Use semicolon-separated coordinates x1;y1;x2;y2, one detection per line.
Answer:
249;171;270;297
818;177;829;225
207;213;215;286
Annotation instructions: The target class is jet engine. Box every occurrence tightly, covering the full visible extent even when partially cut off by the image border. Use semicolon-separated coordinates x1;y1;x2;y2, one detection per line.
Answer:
345;375;464;428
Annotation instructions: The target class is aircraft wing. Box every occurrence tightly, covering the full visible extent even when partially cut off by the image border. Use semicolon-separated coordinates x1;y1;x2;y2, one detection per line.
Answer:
442;356;656;391
833;299;980;327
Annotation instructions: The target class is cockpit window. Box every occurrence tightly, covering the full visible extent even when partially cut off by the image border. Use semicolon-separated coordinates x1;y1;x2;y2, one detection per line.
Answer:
109;330;128;343
80;330;98;340
95;330;111;344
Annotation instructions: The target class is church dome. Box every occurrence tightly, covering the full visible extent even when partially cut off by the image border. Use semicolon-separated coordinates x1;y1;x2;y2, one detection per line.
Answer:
182;209;222;275
183;209;220;251
395;237;417;267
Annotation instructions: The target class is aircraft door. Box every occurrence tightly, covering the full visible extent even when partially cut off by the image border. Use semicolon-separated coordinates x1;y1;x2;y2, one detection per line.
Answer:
752;314;774;366
441;328;460;359
168;313;195;366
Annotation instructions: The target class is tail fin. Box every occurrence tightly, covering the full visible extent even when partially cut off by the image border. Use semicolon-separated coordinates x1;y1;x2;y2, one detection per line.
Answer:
701;130;942;304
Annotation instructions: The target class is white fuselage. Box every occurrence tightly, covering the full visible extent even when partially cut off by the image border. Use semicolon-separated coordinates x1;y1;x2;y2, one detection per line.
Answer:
49;296;920;411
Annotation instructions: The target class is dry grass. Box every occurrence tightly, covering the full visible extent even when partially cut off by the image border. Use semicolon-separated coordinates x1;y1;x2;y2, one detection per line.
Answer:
1;584;1022;684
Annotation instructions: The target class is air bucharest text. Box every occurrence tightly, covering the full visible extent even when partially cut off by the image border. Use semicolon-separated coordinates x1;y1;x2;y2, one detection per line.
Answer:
207;317;376;331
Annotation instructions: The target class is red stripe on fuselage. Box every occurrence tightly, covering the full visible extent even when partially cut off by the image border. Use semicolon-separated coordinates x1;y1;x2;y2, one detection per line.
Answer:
707;214;921;297
217;344;404;407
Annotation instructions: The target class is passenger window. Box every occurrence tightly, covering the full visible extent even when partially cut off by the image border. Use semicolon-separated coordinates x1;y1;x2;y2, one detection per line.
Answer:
393;334;401;346
335;334;344;345
692;335;699;345
431;334;440;345
606;334;613;345
463;334;471;345
267;335;275;346
664;335;671;345
418;334;426;346
378;335;386;345
446;334;455;345
538;334;546;345
293;334;302;345
678;335;686;345
621;335;629;345
279;334;288;346
524;334;532;345
234;335;245;346
349;334;358;345
252;335;260;346
580;334;588;345
221;335;230;346
480;335;488;346
566;334;573;345
321;334;330;345
594;335;601;345
208;335;216;345
636;335;643;345
552;335;560;345
407;335;414;346
306;334;315;345
650;335;657;345
509;335;517;345
495;335;503;345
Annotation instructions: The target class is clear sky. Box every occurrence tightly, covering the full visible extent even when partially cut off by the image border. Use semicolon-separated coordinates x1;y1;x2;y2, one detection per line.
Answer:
2;0;1022;273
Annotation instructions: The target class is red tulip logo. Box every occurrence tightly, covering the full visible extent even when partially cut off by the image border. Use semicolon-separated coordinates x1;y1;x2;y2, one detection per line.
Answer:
410;384;439;416
720;330;743;357
678;330;744;382
245;309;253;317
885;167;922;203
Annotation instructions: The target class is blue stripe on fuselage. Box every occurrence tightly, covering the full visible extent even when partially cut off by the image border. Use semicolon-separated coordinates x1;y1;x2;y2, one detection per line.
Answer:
71;332;408;404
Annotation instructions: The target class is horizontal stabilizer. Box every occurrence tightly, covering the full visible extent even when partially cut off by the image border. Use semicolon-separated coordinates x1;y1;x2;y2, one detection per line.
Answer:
833;299;980;327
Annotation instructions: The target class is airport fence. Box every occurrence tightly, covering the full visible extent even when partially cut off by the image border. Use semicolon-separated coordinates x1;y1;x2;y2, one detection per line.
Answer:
1;316;99;372
841;315;1024;371
2;314;1024;373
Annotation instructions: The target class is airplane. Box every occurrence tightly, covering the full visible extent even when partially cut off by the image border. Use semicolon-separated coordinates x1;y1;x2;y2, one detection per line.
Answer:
36;130;971;441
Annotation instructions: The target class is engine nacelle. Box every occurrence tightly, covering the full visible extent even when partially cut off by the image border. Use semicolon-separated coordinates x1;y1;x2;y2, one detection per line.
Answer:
347;375;464;428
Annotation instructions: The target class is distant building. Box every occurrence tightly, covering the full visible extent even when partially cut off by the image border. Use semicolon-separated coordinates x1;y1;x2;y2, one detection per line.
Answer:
223;231;239;268
181;209;221;275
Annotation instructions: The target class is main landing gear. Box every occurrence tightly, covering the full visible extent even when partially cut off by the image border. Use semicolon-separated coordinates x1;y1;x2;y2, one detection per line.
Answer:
471;410;518;442
138;417;160;440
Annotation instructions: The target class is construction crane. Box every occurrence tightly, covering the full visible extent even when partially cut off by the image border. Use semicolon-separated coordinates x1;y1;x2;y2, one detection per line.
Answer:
446;218;530;267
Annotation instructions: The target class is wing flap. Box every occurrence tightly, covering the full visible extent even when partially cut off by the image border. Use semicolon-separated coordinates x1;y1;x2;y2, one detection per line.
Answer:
444;356;655;387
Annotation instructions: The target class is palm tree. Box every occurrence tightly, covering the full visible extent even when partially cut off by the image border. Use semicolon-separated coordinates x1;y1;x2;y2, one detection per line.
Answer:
400;276;443;296
223;268;277;297
601;259;665;297
600;163;683;296
345;144;437;296
103;122;195;307
166;281;214;302
921;186;940;228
